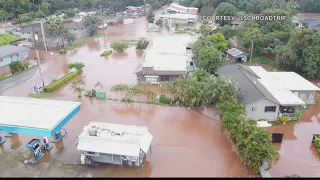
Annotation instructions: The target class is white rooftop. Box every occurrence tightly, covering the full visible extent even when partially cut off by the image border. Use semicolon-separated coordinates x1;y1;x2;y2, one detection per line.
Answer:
170;3;198;10
140;36;195;71
249;66;319;105
0;96;81;130
157;14;197;20
77;122;153;157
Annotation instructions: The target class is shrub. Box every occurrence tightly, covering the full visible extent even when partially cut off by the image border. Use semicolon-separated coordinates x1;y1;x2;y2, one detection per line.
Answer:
100;50;113;57
63;9;76;17
314;137;320;153
68;62;85;70
43;69;82;92
279;116;289;123
0;74;5;80
9;61;25;74
159;94;173;104
59;49;67;54
84;89;96;97
136;38;149;50
111;42;129;53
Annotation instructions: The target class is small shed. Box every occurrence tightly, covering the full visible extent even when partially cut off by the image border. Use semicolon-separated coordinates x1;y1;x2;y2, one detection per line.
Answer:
226;48;249;63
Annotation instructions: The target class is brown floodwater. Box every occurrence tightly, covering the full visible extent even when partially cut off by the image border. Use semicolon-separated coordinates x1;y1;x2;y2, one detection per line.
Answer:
0;18;249;177
267;92;320;177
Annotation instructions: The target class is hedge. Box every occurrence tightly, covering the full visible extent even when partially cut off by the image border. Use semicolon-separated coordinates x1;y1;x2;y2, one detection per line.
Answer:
100;50;113;57
43;69;82;92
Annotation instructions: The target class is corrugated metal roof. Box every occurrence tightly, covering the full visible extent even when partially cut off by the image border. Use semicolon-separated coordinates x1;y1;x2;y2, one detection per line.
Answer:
0;45;30;59
227;48;248;57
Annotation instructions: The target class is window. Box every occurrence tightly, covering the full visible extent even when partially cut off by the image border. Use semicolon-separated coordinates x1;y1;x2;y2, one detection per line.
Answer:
308;93;314;100
299;93;306;99
16;54;19;58
145;76;158;83
0;59;2;62
159;75;170;82
265;106;276;112
252;107;257;111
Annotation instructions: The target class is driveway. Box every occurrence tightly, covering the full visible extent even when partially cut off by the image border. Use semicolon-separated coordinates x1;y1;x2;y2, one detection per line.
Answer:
0;67;38;94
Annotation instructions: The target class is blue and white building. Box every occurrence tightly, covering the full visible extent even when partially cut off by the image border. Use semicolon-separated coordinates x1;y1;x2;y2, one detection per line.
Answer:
0;45;30;74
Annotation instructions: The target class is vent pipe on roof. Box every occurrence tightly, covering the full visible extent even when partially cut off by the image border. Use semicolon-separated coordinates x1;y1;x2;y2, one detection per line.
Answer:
253;81;256;84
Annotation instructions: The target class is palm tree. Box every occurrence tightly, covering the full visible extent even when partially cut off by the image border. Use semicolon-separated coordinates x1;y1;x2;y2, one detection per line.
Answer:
70;79;85;97
94;81;103;92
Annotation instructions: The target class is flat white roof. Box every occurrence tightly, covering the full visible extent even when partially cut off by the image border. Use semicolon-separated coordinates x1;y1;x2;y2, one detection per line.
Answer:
157;14;197;20
170;3;198;10
268;72;320;91
77;122;153;157
248;66;319;105
141;36;194;71
0;96;81;130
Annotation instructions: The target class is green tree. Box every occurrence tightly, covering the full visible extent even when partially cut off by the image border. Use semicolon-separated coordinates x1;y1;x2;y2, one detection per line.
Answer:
199;22;211;37
40;1;51;15
146;10;155;23
83;15;102;37
215;2;237;26
192;36;214;55
297;0;320;13
196;46;223;74
0;10;8;21
94;81;104;92
198;6;215;17
78;0;92;10
45;18;67;48
217;25;236;39
210;32;228;52
111;41;129;52
136;38;150;50
70;79;86;97
243;28;262;63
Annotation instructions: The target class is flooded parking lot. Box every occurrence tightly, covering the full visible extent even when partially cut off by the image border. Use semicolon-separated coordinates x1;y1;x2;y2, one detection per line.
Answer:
0;18;249;177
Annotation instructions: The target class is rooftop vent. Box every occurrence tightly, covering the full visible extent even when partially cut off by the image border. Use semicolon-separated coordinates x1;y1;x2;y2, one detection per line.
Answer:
253;81;256;84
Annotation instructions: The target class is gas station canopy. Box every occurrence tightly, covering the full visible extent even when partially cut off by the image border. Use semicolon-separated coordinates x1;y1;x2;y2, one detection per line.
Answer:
0;96;81;137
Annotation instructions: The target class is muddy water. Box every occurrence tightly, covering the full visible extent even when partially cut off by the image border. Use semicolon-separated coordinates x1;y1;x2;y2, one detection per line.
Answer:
0;20;249;177
267;92;320;177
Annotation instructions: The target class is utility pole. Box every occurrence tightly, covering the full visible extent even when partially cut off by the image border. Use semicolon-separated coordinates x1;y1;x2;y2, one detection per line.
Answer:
39;20;48;51
31;25;45;89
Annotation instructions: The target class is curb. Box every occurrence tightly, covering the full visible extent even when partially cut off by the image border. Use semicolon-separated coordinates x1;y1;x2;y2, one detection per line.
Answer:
0;66;39;94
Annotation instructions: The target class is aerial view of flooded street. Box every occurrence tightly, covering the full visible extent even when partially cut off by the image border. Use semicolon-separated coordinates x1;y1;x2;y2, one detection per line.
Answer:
1;0;320;178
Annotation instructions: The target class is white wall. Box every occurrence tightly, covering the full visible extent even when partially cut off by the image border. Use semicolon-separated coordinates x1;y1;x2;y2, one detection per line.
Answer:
0;50;29;68
245;98;280;121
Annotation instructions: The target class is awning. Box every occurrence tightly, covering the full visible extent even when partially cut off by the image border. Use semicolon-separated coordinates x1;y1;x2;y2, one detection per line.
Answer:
140;131;153;154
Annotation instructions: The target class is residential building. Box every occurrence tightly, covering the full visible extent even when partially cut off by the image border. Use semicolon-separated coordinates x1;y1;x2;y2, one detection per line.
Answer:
216;64;320;121
293;13;320;29
226;48;249;63
77;122;153;167
63;19;88;38
7;23;68;50
166;3;198;15
78;12;97;19
135;36;198;84
0;45;30;75
156;14;197;25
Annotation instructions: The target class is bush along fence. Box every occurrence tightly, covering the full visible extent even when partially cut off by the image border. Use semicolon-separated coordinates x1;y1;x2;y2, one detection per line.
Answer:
43;69;82;92
216;100;278;174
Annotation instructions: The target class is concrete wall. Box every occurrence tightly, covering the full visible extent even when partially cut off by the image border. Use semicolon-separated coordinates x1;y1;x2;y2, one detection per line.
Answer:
245;98;280;121
292;90;317;104
0;50;29;68
84;152;140;167
138;74;181;84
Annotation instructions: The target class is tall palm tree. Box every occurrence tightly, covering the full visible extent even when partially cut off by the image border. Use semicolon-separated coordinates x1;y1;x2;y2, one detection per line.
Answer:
70;79;85;98
94;81;103;92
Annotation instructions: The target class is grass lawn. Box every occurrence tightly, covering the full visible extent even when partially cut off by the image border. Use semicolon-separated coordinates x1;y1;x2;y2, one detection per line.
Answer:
88;33;104;40
28;92;52;99
251;55;279;68
175;30;188;34
0;34;21;46
63;41;85;51
0;65;37;82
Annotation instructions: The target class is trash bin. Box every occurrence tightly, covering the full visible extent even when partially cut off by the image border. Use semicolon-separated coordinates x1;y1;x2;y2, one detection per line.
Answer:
40;145;46;153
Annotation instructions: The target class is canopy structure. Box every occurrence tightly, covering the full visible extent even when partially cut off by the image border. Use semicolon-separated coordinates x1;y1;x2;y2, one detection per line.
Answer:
0;96;81;137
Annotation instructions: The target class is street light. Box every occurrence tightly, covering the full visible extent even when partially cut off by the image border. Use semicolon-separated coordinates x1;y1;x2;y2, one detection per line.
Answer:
32;26;45;89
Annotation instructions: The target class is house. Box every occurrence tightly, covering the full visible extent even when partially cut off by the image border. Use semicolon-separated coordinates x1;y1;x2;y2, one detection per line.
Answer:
167;2;198;15
78;11;97;19
76;122;153;166
226;48;249;63
7;23;68;50
0;45;30;75
216;64;320;121
135;36;198;84
293;13;320;29
156;14;197;25
63;19;88;38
